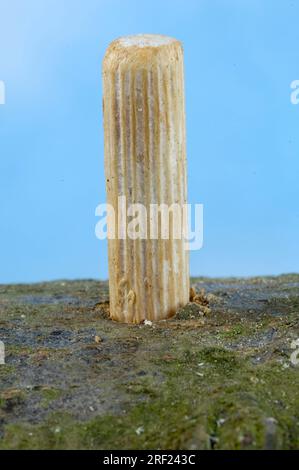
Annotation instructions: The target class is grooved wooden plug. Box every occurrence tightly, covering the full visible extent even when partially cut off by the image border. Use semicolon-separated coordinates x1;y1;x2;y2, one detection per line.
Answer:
102;34;189;323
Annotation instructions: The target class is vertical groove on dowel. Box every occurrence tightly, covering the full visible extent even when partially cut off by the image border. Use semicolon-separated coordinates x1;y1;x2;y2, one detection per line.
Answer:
103;34;189;323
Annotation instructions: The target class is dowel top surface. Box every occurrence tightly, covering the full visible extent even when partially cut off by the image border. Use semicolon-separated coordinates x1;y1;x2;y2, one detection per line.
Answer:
117;34;177;48
103;34;182;71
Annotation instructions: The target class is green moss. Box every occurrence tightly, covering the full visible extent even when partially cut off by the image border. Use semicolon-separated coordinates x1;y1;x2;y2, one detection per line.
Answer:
0;356;297;450
0;365;15;379
124;381;158;398
40;387;63;407
219;324;251;339
1;276;299;449
0;389;26;411
2;341;298;450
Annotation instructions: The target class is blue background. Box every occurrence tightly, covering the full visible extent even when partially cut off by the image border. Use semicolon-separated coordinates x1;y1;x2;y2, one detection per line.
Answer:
0;0;298;283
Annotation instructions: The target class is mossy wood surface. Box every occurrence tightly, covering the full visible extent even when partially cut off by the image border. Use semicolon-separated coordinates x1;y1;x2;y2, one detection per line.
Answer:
0;275;298;449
